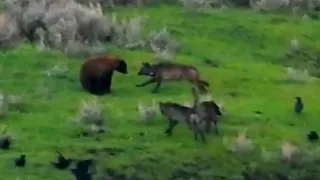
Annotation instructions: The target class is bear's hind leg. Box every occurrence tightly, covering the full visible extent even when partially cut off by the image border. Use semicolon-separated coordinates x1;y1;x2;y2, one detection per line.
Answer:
100;72;113;94
87;77;106;96
81;76;96;95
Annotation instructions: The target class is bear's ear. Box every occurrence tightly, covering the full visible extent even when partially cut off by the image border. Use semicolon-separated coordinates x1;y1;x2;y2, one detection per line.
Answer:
142;62;150;67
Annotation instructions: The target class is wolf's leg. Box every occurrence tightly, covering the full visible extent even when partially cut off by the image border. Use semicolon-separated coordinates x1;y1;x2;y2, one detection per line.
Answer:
152;79;162;93
199;130;207;144
205;120;211;133
213;120;219;135
189;120;197;141
136;78;156;87
186;117;193;130
193;130;199;141
164;120;178;136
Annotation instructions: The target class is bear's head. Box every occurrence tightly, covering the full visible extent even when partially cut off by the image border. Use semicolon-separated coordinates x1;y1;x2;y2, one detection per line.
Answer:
116;59;128;74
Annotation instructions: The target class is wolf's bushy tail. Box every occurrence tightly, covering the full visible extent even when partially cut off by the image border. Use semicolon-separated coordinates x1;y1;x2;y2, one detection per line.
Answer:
191;86;200;109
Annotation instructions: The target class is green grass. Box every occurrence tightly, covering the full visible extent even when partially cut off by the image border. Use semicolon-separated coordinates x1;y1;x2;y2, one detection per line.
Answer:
1;4;320;179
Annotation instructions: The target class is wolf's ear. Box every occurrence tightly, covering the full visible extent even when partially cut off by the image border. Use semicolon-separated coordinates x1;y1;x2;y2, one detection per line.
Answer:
142;62;150;67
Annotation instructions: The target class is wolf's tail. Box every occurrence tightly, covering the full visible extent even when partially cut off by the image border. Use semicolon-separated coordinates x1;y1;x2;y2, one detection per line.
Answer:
199;80;209;87
191;86;200;109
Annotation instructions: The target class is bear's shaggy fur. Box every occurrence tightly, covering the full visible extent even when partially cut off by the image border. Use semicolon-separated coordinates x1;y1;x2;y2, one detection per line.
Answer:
80;56;128;95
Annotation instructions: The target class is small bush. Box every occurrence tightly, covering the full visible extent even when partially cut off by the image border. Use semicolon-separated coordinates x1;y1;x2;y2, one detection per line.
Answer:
224;130;254;154
0;13;23;50
290;38;300;52
250;0;320;13
0;92;26;117
232;131;253;153
74;99;105;125
280;141;299;162
6;94;25;112
72;99;106;133
42;63;69;78
277;39;320;79
286;67;315;83
149;28;181;61
137;99;158;122
63;40;107;58
175;0;320;14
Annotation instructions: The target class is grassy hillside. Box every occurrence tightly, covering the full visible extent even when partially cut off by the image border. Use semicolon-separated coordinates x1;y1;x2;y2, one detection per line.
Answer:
1;4;320;179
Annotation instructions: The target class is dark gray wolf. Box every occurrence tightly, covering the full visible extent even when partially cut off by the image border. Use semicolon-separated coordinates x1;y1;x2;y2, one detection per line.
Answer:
136;62;209;93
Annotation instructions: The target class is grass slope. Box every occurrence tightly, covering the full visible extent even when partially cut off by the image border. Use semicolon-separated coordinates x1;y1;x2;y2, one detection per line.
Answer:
1;4;320;179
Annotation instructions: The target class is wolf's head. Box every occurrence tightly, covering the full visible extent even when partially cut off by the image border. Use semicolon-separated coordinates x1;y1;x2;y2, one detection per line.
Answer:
137;62;157;76
158;101;172;115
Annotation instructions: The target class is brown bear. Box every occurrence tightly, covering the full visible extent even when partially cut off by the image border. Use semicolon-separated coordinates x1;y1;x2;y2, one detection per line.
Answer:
80;55;128;96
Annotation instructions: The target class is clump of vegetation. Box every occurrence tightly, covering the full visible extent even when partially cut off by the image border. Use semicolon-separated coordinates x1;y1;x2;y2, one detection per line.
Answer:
277;38;320;79
72;99;106;134
0;0;181;58
280;141;300;162
149;28;181;62
225;130;254;154
42;63;69;78
0;92;26;117
176;0;320;17
290;38;300;52
137;99;158;122
286;67;315;83
6;94;25;112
